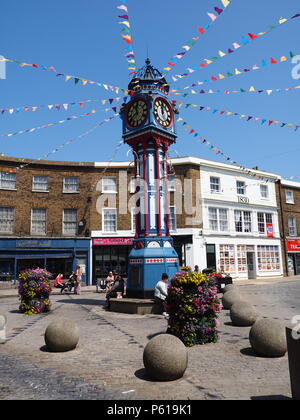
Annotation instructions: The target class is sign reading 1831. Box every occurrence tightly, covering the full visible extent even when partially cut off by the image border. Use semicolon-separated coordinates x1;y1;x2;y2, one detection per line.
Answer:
238;196;250;204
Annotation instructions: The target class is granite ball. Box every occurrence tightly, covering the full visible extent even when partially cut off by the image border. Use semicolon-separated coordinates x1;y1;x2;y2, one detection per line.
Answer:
223;284;236;294
249;318;287;357
0;313;7;330
230;301;259;326
222;290;241;310
44;319;79;352
143;334;188;381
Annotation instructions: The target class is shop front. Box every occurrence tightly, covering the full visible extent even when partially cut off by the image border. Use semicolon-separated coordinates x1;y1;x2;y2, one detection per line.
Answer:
0;238;90;284
286;238;300;275
92;237;133;284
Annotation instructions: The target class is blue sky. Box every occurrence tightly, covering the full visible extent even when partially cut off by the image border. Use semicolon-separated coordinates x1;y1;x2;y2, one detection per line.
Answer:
0;0;300;179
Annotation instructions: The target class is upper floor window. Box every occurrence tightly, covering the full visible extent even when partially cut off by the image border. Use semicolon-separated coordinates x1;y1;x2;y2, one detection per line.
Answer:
32;175;48;192
260;184;269;199
169;206;177;232
103;208;117;232
0;172;16;190
236;181;246;195
31;208;47;235
102;177;117;193
129;177;136;194
234;210;252;233
63;177;79;193
257;212;273;234
63;209;78;235
168;175;176;192
288;216;297;237
286;190;294;204
0;207;15;233
210;177;220;194
208;207;228;232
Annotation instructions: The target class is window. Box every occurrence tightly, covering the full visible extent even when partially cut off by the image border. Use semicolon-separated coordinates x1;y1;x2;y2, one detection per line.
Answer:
286;190;294;204
260;184;269;199
0;172;16;190
169;206;177;232
219;245;235;273
102;177;117;193
236;181;246;195
63;177;79;193
63;209;77;235
129;177;136;194
32;175;48;192
31;208;47;235
208;208;228;232
237;245;255;272
210;177;220;194
0;207;15;233
103;208;117;232
257;213;273;234
168;175;176;192
257;245;280;271
234;210;252;233
288;216;297;236
131;207;136;233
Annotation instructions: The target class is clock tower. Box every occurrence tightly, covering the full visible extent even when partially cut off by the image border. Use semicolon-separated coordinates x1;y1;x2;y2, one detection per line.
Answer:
120;58;179;298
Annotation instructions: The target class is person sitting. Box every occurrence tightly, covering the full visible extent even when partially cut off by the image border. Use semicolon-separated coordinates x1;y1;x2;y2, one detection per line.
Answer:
54;273;65;294
154;273;169;317
105;271;115;291
105;275;125;309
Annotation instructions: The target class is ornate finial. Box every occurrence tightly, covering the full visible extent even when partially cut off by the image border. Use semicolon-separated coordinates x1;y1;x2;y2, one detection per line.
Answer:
145;57;151;66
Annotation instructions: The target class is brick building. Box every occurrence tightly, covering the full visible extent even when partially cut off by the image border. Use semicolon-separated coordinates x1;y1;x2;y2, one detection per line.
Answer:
276;178;300;276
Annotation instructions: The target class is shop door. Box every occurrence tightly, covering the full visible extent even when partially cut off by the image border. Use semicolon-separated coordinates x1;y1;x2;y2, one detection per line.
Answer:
206;245;216;270
247;252;256;279
295;254;300;275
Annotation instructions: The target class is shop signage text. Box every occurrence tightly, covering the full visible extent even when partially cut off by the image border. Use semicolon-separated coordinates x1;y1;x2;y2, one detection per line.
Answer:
286;238;300;252
16;239;52;248
93;238;133;246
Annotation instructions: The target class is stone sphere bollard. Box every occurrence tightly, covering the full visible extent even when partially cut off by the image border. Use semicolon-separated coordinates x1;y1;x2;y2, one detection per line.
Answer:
0;312;7;343
249;318;287;357
222;290;240;310
223;284;236;294
230;301;259;327
44;319;79;352
143;334;188;381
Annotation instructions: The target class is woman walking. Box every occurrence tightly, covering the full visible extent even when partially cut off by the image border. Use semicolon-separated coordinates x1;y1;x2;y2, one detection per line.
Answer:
74;265;82;295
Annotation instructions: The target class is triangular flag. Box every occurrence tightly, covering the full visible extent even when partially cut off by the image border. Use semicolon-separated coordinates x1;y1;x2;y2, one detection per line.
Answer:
221;0;230;7
207;13;217;22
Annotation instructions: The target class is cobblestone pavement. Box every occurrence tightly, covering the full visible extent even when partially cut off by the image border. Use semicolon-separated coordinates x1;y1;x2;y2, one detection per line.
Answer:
0;279;299;400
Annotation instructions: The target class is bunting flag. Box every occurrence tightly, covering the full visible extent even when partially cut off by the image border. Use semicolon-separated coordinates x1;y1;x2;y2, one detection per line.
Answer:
116;1;137;75
8;116;118;173
162;0;232;76
0;97;123;116
177;117;274;182
0;109;119;138
176;100;300;131
1;56;124;94
171;13;300;82
170;52;292;96
170;83;300;96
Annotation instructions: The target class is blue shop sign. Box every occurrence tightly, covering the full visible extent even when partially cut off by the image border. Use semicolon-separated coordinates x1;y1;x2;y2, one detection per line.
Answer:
16;239;52;248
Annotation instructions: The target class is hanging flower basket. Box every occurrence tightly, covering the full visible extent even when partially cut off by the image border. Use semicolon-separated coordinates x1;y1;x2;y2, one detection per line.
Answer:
166;270;222;347
18;268;52;315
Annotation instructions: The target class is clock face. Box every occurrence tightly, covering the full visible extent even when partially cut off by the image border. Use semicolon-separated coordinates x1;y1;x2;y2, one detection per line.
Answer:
126;99;148;128
153;98;173;128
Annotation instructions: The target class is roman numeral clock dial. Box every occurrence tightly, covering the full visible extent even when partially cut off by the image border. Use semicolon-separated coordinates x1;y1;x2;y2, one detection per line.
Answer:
126;99;148;128
153;98;173;128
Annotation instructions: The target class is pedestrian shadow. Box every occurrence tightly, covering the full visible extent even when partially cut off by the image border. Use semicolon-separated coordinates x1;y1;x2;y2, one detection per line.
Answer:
56;298;103;307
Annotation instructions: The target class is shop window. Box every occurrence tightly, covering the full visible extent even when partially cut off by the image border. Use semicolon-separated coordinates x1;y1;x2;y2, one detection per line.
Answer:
288;216;297;237
0;207;15;233
102;177;117;193
32;175;48;192
0;172;16;190
257;245;280;271
63;209;78;235
31;208;47;235
103;208;117;232
237;245;254;272
63;177;79;193
286;190;294;204
219;245;235;273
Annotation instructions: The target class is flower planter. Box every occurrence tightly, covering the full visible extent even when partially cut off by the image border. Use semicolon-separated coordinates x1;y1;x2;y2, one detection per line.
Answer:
166;270;222;347
18;268;52;315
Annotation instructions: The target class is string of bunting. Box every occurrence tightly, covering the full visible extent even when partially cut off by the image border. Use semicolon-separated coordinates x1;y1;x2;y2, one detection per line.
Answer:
177;117;274;182
162;0;232;75
171;13;300;82
0;109;119;138
171;52;294;96
177;100;300;131
0;56;126;94
170;83;300;96
0;97;122;116
5;116;118;173
116;0;137;75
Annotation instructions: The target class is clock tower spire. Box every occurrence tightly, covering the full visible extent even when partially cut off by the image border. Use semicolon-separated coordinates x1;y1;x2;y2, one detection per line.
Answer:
120;59;179;299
